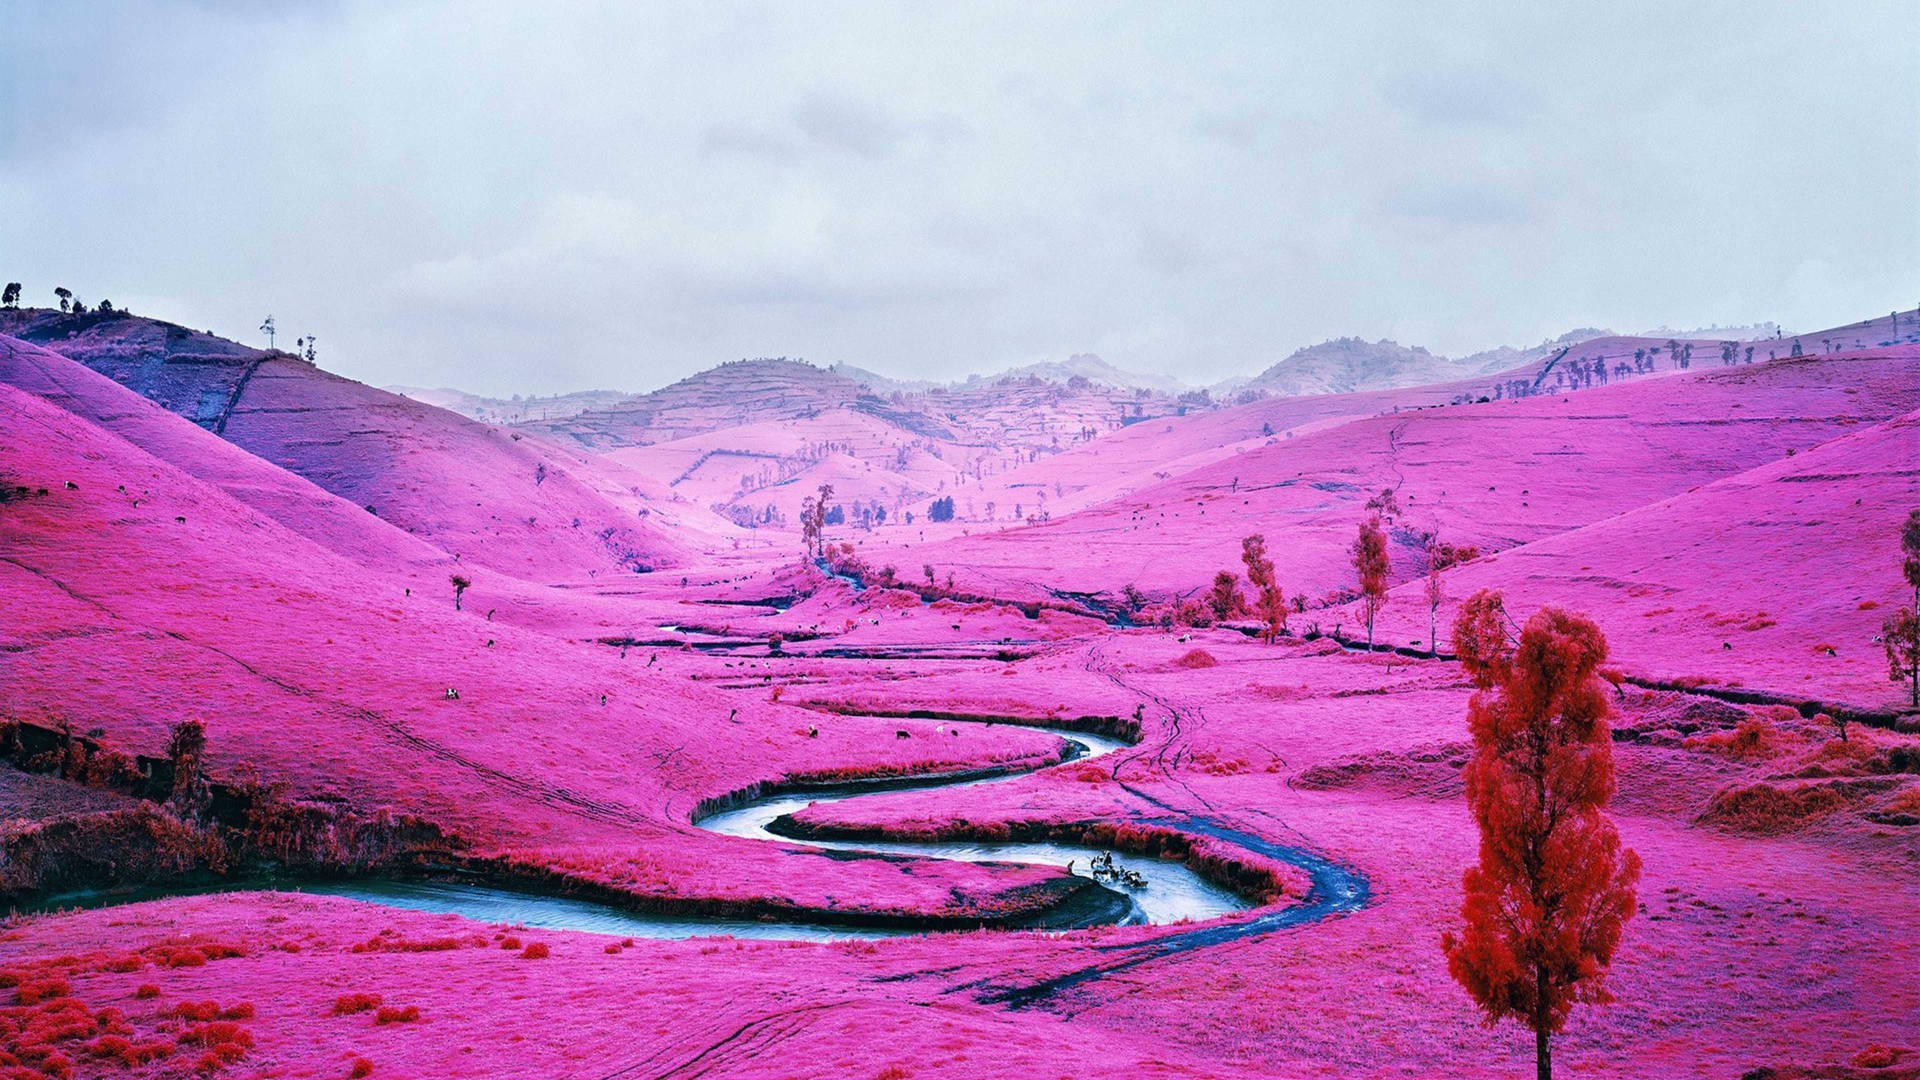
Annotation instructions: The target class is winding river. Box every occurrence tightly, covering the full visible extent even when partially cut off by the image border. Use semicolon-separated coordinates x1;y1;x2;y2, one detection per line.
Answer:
34;723;1259;941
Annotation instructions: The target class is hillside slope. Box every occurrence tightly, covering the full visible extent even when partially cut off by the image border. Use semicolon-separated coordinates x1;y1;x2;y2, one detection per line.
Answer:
901;346;1920;606
0;334;449;578
0;309;699;580
1367;398;1920;709
0;380;1086;919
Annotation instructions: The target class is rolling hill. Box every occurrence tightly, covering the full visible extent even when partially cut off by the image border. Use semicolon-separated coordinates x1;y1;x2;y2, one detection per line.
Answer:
0;309;707;580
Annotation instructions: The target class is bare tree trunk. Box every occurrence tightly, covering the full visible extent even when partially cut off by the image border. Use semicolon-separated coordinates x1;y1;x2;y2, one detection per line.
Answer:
1534;977;1552;1080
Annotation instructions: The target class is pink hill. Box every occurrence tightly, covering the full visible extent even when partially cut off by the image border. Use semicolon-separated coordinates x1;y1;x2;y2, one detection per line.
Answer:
896;345;1920;609
1;310;703;580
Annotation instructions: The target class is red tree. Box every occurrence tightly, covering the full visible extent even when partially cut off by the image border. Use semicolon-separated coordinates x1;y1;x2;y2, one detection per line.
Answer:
1206;570;1246;622
1352;516;1390;648
1452;589;1511;681
1443;600;1641;1080
1241;533;1287;643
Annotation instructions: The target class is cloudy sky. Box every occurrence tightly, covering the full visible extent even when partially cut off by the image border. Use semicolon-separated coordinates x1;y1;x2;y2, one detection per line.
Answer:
2;1;1915;395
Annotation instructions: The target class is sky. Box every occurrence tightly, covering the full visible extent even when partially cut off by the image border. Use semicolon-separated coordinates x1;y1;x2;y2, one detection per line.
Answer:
2;1;1916;397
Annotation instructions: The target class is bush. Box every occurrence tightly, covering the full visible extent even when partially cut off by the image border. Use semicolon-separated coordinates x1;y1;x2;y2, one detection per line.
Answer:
373;1005;419;1025
1691;715;1797;759
1173;648;1218;669
331;993;381;1016
520;942;549;959
179;1021;251;1048
13;976;69;1005
350;1059;375;1078
1699;781;1849;834
1172;599;1213;627
1886;786;1920;814
178;1021;252;1064
1853;1046;1907;1068
84;1034;172;1066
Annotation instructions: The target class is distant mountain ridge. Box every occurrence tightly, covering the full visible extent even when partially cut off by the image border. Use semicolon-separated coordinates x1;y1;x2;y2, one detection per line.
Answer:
986;353;1189;393
389;324;1774;412
387;385;633;424
1237;337;1460;397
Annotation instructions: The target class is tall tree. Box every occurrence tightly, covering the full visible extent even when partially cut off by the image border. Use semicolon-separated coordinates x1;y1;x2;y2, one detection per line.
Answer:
1;282;19;308
1886;608;1920;707
1886;509;1920;706
800;496;820;560
1241;533;1286;643
1443;598;1641;1080
1426;560;1446;659
53;286;71;312
450;573;472;611
1423;537;1481;657
814;483;835;553
1352;516;1390;648
1902;508;1920;612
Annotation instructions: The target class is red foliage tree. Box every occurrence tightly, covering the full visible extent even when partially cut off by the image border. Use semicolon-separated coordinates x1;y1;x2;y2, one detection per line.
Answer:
1442;602;1641;1080
1206;570;1246;622
1241;533;1287;644
1351;516;1390;648
1453;589;1513;687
